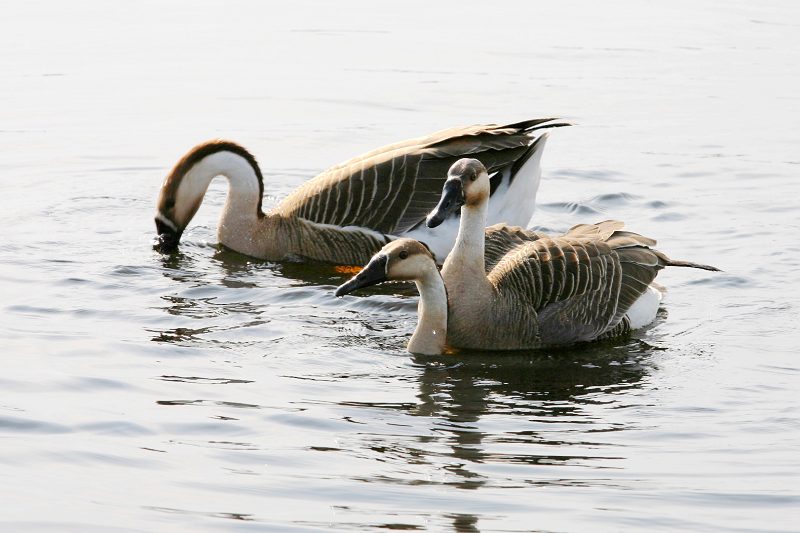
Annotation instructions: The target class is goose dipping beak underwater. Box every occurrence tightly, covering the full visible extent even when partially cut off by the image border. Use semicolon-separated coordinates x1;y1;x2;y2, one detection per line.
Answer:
153;119;567;264
155;214;181;252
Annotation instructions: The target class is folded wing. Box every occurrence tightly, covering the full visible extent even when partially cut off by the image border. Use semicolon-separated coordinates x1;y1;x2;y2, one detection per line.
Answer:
488;220;666;344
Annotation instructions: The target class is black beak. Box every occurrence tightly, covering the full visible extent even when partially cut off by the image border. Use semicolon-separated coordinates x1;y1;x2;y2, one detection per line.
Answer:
426;179;464;228
335;255;389;297
155;218;182;253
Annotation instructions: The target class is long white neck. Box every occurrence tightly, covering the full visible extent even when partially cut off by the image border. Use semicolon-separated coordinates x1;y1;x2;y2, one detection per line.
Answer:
177;151;263;242
407;268;448;355
441;199;488;282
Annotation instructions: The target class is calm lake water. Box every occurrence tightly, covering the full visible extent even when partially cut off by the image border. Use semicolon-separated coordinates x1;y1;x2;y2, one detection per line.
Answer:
1;1;798;531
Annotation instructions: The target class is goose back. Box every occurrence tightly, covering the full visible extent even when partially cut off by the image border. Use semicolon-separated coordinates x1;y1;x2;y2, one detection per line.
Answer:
156;120;565;264
450;221;675;349
483;222;547;271
497;221;676;347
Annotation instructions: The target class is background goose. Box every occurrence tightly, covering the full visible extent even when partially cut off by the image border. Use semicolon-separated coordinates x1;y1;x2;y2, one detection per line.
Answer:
154;119;567;265
336;160;719;355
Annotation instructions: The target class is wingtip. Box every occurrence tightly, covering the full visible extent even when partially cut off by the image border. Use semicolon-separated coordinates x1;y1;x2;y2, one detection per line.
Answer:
667;259;722;272
503;117;573;132
694;262;722;272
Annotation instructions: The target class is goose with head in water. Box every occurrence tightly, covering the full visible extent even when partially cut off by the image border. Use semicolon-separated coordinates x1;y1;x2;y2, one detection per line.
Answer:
335;159;719;354
154;119;566;265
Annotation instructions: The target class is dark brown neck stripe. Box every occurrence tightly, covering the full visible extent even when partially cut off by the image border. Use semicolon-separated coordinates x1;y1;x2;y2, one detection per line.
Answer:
167;140;265;216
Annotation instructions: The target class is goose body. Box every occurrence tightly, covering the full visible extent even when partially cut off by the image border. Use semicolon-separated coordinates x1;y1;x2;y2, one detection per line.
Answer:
154;119;565;265
336;159;719;354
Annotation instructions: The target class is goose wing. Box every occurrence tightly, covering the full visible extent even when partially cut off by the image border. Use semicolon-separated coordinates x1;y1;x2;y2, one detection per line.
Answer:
484;223;548;272
272;119;567;235
488;221;664;343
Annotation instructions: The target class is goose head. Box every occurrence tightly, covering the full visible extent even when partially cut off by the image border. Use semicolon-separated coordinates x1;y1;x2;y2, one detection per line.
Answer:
425;158;490;228
335;239;437;296
154;140;264;253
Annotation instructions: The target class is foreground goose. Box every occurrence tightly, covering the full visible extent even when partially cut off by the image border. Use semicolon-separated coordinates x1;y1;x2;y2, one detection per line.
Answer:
154;118;566;264
335;159;719;354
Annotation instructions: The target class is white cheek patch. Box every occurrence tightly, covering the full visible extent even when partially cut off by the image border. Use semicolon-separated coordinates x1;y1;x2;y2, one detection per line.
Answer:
389;253;429;280
155;211;178;231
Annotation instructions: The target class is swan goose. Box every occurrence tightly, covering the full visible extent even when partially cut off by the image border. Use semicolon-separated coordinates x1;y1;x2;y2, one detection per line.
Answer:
335;159;719;354
154;118;566;265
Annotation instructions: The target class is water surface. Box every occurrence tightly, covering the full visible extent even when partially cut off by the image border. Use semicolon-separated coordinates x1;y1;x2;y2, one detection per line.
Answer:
1;1;798;531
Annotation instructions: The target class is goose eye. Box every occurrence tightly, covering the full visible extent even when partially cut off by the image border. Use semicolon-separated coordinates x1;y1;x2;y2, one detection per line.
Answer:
399;250;409;260
469;174;477;182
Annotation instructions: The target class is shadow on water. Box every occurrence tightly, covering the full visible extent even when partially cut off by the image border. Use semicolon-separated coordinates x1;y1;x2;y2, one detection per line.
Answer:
157;246;270;286
414;344;650;409
151;248;277;345
157;249;201;281
321;340;662;531
333;336;661;498
413;340;655;467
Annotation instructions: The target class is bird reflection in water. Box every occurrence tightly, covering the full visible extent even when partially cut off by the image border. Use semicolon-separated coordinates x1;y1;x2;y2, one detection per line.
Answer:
405;339;658;487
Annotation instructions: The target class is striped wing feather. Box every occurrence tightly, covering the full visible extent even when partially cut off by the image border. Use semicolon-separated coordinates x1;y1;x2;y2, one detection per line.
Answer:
273;119;565;235
484;223;547;271
488;221;664;343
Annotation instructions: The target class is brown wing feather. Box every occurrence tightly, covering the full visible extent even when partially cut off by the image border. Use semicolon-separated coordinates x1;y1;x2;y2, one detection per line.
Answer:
484;223;547;271
488;221;671;344
272;119;565;234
